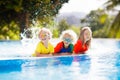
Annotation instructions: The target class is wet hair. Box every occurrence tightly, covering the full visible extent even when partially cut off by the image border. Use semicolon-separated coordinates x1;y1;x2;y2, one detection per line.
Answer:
60;30;77;44
78;27;92;47
38;28;52;39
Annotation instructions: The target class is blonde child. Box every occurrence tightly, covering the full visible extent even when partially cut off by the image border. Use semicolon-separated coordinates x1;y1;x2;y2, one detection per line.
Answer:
32;28;54;57
73;27;92;54
54;30;77;56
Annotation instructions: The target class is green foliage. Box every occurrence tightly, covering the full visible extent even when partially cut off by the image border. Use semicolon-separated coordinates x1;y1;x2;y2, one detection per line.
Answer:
52;19;80;38
0;21;20;40
108;12;120;38
104;0;120;38
57;19;70;35
69;25;80;36
81;9;108;32
104;0;120;10
0;0;69;23
0;0;69;40
93;26;109;38
80;9;113;38
52;28;59;38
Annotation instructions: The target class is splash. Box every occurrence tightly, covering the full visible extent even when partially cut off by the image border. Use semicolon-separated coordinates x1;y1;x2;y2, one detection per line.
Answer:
20;27;40;56
21;27;40;39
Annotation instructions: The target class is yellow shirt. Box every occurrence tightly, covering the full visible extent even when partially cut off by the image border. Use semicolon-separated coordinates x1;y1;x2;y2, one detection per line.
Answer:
32;41;54;56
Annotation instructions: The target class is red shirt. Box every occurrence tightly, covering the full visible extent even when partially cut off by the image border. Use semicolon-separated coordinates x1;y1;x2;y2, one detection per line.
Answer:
73;40;88;54
54;41;73;54
54;41;63;53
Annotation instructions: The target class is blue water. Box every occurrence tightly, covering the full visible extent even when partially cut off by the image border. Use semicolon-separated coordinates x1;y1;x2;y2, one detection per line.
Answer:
0;39;120;80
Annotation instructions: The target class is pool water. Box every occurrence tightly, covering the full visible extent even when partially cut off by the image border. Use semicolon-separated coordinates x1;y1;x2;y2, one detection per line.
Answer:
0;55;90;80
0;39;120;80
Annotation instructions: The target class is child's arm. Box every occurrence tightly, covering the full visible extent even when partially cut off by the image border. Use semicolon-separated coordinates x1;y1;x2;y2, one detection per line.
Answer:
54;42;63;54
36;52;53;57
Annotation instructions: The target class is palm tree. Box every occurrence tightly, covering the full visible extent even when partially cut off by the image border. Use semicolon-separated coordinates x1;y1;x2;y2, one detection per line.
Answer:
104;0;120;38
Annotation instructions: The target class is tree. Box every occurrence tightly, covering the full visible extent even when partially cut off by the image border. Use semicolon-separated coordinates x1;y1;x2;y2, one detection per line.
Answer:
0;0;69;39
80;9;114;38
104;0;120;38
57;19;70;35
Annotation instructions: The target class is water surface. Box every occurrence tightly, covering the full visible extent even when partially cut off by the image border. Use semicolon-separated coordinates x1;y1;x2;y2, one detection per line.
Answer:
0;39;120;80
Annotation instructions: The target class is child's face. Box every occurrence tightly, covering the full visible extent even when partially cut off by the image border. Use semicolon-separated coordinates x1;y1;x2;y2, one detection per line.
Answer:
63;34;72;47
39;30;50;42
83;29;91;41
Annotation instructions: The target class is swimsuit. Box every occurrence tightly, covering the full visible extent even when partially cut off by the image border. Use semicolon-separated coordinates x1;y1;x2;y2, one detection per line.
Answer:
54;41;73;54
73;40;88;54
32;41;54;56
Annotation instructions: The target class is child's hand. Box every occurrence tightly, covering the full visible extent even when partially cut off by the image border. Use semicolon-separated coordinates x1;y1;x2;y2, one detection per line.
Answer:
49;53;53;56
72;53;76;56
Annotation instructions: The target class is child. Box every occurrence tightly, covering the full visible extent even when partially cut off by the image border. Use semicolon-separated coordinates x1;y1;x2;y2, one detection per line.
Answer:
32;28;54;57
54;30;77;56
73;27;92;54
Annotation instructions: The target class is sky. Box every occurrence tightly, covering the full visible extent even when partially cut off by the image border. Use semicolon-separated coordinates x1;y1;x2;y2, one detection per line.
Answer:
59;0;107;14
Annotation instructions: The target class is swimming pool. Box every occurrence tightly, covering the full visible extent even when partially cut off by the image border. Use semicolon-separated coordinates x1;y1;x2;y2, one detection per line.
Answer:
0;39;120;80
